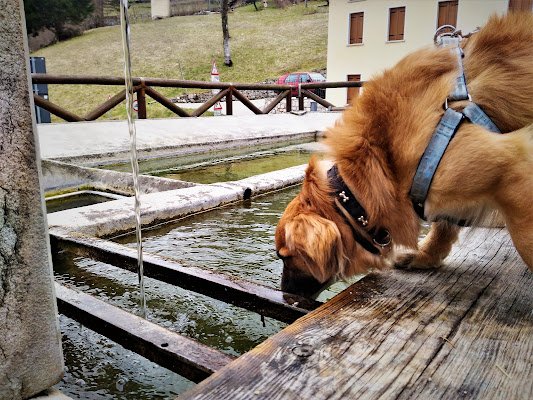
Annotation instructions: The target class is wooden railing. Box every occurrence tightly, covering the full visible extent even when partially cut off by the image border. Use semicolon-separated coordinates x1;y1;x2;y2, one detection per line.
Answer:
31;73;363;122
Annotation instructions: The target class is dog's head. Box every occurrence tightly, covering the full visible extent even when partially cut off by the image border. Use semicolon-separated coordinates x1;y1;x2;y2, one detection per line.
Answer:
275;157;388;297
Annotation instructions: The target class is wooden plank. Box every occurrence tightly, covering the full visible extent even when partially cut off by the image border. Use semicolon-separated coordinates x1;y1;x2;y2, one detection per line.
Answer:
144;86;192;117
191;88;230;117
82;88;128;121
179;228;533;399
55;281;234;383
49;229;320;323
398;235;533;399
263;90;290;114
33;93;84;122
32;73;362;91
232;89;263;115
300;89;334;109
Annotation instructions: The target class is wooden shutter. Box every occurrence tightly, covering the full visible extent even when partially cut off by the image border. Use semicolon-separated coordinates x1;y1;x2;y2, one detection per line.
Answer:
347;75;361;105
437;1;458;30
349;12;364;44
509;0;533;11
389;7;406;41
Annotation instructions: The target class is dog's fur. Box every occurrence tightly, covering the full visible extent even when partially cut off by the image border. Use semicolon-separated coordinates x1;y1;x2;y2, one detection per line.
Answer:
276;13;533;297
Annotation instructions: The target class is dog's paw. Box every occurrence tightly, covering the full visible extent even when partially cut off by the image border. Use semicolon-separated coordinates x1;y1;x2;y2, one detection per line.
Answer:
394;252;441;270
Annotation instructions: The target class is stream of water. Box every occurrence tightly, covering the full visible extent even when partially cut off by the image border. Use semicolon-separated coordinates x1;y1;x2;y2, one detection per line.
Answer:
119;0;146;318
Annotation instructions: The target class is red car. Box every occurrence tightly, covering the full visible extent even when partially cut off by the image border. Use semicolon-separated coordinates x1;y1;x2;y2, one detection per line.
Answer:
276;72;326;98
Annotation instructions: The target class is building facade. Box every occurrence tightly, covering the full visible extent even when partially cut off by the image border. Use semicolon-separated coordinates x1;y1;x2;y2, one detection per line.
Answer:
326;0;532;106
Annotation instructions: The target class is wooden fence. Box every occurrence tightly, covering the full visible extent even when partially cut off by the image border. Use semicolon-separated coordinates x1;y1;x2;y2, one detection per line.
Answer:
31;73;362;122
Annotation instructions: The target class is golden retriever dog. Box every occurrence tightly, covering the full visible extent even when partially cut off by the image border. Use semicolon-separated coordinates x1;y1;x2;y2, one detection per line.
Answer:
275;13;533;297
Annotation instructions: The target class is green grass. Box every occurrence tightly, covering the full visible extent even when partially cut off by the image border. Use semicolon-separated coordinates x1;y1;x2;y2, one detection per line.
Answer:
31;2;328;121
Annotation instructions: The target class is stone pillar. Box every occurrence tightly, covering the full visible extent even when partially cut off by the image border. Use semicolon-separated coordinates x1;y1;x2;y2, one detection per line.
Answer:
0;1;64;399
151;0;170;19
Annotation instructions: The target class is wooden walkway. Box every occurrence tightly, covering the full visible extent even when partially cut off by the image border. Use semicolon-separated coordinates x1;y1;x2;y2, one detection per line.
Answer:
179;228;533;399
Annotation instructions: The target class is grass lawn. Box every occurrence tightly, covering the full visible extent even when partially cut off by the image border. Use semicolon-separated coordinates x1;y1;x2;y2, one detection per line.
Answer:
31;2;328;121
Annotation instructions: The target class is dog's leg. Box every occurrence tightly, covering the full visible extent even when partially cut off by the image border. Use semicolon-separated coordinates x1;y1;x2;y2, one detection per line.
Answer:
495;177;533;271
395;219;461;270
503;213;533;271
493;127;533;271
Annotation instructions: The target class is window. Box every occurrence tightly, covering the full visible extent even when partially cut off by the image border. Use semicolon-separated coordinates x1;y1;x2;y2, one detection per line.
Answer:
349;12;364;44
285;74;298;83
437;1;458;31
508;0;533;11
388;7;406;41
347;74;361;105
298;74;311;83
309;73;326;82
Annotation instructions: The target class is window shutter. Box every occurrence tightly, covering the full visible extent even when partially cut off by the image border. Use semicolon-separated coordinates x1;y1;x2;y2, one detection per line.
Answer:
389;7;405;41
509;0;533;11
437;1;458;33
397;8;405;40
389;9;398;41
350;12;364;44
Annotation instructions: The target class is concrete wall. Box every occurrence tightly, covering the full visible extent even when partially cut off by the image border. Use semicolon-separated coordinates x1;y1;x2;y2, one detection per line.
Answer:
41;160;195;197
326;0;509;106
0;1;64;398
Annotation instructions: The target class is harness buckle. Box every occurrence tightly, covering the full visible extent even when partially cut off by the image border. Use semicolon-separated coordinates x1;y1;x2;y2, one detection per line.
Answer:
434;25;462;47
444;93;472;110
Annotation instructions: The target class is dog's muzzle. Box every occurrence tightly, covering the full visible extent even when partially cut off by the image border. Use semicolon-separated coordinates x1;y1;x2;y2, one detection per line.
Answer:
280;264;329;298
277;251;330;298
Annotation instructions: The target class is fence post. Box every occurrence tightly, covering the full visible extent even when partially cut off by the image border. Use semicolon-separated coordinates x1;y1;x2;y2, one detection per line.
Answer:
298;92;304;111
137;85;147;119
226;86;233;116
285;91;292;112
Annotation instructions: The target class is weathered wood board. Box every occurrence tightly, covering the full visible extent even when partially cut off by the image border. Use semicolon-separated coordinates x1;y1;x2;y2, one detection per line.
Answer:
178;228;533;399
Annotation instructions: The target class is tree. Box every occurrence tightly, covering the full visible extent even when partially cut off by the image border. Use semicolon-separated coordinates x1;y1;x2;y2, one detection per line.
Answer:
221;0;233;66
245;0;259;10
24;0;94;41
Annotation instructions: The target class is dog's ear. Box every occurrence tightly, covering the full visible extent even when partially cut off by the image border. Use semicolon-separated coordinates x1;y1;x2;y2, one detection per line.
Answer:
300;156;332;210
285;213;343;283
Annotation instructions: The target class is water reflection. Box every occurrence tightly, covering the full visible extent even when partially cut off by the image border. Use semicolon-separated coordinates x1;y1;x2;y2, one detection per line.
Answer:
159;150;313;183
54;252;285;357
101;141;321;184
56;315;194;399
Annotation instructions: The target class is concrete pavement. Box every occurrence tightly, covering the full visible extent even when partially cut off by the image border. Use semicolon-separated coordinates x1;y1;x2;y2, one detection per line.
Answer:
37;112;341;165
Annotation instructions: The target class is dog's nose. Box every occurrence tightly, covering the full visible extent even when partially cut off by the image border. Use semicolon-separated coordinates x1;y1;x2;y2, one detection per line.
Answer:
281;266;327;298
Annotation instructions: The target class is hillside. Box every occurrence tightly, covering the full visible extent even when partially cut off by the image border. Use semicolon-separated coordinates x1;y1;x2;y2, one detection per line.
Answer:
31;2;328;120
